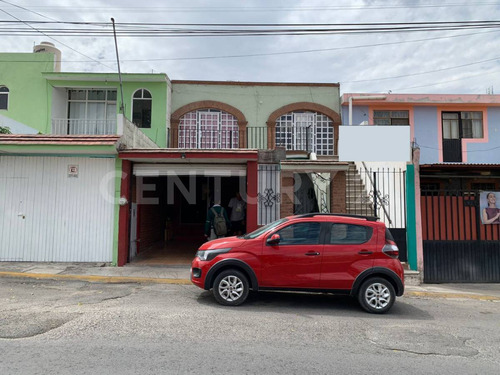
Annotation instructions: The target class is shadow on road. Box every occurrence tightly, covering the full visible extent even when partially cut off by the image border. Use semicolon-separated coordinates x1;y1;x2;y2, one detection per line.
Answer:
196;290;432;319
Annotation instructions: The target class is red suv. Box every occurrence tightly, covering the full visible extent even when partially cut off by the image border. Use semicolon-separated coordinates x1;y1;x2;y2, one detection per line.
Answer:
191;213;404;313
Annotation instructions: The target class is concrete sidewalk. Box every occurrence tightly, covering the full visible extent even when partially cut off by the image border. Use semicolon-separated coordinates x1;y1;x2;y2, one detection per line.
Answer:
0;262;192;285
1;262;499;301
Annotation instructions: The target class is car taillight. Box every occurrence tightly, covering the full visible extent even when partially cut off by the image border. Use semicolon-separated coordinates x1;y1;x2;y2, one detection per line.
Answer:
382;240;399;259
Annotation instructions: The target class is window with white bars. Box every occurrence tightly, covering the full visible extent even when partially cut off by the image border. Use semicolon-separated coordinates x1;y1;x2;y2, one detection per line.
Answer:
178;109;239;149
275;111;334;155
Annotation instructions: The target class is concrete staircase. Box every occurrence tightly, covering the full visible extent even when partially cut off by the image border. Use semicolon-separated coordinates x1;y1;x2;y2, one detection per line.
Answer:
402;263;421;285
404;269;422;286
346;162;375;216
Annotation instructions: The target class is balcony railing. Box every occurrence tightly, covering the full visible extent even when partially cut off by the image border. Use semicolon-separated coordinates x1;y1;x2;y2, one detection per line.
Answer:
52;118;117;135
168;126;338;153
175;128;240;149
169;126;269;149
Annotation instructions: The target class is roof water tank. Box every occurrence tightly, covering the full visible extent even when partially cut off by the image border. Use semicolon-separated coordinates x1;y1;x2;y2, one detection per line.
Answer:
33;41;62;72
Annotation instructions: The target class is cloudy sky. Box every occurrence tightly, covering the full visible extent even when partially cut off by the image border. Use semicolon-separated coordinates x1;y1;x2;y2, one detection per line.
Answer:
1;0;500;95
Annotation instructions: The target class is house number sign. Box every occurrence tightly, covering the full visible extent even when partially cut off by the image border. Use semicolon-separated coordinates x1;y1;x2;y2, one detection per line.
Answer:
68;164;79;178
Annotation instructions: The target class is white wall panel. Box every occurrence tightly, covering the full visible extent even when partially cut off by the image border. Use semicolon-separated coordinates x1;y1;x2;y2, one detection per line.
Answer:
0;156;116;262
339;125;411;162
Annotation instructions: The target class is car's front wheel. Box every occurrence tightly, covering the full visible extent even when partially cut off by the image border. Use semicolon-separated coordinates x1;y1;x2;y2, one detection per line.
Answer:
213;269;249;306
358;277;396;314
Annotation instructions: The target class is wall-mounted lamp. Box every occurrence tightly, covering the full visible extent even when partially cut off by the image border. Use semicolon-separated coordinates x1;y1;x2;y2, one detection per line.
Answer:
119;197;128;206
181;153;186;159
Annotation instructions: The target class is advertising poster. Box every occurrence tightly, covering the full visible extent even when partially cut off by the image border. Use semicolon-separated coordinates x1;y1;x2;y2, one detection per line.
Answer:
480;191;500;224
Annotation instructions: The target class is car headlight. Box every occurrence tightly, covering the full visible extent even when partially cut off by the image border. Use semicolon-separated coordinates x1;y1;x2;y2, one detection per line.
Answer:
196;248;232;261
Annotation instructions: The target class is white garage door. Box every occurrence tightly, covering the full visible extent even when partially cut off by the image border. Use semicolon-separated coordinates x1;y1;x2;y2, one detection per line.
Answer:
0;156;116;262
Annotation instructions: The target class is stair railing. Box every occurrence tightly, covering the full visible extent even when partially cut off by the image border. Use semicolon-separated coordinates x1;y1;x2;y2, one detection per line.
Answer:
361;162;392;225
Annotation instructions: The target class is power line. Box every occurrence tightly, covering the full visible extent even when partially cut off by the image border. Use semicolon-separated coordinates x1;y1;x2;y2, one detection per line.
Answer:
1;20;499;37
4;2;500;13
0;0;59;22
341;55;500;84
1;14;499;91
0;1;115;70
0;29;497;64
3;20;500;27
392;69;500;91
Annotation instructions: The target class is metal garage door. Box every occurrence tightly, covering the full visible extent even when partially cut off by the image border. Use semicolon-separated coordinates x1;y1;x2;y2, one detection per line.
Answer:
0;156;116;262
421;189;500;282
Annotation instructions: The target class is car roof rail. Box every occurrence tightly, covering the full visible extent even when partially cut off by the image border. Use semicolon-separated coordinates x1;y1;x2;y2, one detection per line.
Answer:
296;213;379;222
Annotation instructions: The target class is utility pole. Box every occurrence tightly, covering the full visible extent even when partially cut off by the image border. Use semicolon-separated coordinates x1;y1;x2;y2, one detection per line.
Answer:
111;18;125;114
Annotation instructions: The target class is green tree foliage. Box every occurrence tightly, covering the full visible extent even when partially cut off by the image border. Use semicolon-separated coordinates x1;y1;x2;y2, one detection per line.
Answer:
0;126;11;134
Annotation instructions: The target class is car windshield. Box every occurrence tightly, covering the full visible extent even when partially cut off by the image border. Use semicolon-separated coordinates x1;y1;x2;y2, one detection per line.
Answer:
243;218;288;239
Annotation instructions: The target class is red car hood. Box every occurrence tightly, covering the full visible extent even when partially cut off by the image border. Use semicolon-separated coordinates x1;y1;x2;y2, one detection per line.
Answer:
198;236;246;250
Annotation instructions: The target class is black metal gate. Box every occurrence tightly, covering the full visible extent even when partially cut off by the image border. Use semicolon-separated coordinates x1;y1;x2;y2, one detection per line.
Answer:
346;163;407;262
421;190;500;282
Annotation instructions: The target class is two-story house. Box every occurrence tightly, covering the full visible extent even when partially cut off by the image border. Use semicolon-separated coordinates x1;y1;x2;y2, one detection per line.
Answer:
1;43;349;266
118;80;348;265
342;93;500;283
0;43;162;265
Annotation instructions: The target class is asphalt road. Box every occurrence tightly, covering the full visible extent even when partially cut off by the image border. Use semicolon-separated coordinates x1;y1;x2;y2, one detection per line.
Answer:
0;278;499;375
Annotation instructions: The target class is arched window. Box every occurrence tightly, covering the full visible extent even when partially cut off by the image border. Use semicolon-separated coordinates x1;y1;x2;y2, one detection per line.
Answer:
275;111;334;155
0;86;9;110
132;89;152;128
178;109;239;149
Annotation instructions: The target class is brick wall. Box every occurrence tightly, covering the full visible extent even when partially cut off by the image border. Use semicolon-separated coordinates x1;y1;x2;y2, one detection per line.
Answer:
138;204;164;250
331;170;346;213
280;171;294;217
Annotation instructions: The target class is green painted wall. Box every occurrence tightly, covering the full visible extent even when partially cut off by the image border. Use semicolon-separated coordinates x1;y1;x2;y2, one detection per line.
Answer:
122;81;167;147
44;73;168;146
171;82;340;128
406;164;418;270
0;53;54;132
112;158;122;266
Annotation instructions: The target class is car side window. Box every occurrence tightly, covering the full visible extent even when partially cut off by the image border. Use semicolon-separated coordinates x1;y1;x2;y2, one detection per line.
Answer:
275;222;321;245
329;224;373;244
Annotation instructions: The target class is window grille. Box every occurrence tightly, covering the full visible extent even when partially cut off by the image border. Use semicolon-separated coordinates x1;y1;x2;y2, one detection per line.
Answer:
178;109;239;149
373;110;409;125
275;111;334;155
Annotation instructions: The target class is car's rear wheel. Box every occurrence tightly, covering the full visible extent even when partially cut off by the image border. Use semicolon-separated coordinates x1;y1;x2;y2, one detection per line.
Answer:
358;277;395;314
213;269;249;306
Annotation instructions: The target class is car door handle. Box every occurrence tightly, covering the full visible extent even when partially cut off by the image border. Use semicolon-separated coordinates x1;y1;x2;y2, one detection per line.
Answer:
305;252;320;256
358;250;373;255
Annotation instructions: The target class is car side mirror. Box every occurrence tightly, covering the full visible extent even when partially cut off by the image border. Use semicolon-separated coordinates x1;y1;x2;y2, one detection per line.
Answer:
267;233;281;245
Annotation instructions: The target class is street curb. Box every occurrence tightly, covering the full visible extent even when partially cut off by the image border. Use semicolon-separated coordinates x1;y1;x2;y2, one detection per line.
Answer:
2;272;499;301
405;291;500;301
0;271;192;285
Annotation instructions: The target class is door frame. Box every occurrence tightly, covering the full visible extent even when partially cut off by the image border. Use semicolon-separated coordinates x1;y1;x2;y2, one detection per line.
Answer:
441;111;463;162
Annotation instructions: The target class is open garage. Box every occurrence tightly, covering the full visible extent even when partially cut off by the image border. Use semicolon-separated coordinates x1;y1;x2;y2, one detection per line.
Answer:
117;150;258;265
